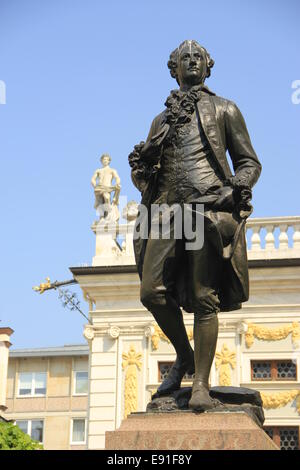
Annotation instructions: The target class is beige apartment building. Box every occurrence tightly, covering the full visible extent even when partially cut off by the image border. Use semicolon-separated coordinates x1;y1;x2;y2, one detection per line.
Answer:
3;344;89;450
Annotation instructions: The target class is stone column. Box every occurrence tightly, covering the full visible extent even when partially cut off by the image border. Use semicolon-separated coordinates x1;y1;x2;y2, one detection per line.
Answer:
84;324;120;450
83;321;148;450
0;327;14;414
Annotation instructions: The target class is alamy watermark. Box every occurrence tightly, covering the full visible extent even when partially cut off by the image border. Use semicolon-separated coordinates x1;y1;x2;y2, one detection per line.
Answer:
0;80;6;104
135;203;205;250
96;196;205;251
291;80;300;104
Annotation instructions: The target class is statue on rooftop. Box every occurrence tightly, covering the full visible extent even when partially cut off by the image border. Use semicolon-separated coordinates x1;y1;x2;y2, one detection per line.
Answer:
91;154;121;223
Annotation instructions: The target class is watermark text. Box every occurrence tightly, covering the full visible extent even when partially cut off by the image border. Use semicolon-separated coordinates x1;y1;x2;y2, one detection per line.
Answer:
291;80;300;104
0;80;6;104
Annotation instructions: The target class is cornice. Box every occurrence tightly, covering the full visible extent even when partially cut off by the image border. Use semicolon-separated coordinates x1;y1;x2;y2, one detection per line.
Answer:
70;258;300;278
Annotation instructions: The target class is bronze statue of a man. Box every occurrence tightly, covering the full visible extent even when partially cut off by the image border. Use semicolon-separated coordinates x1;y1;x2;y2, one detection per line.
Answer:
129;40;261;411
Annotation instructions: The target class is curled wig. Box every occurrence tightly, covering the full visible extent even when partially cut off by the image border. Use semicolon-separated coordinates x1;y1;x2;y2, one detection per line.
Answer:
167;40;214;85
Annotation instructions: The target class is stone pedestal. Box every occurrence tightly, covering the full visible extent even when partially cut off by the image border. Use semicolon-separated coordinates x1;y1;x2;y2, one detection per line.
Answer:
91;221;136;267
105;411;279;450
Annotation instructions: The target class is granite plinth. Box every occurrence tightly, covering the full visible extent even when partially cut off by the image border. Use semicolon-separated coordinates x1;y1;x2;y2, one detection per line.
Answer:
105;411;279;450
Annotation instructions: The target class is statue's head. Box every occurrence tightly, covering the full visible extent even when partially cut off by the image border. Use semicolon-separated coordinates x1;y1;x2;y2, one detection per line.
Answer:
167;40;214;88
100;153;111;166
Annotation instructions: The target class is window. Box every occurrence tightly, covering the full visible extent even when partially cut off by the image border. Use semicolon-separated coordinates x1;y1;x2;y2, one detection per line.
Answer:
158;362;194;382
251;360;297;381
15;420;44;443
18;372;47;396
74;371;88;395
71;419;86;444
264;427;299;450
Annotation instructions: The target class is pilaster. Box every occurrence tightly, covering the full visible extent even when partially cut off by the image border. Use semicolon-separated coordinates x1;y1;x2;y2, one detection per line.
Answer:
0;327;14;414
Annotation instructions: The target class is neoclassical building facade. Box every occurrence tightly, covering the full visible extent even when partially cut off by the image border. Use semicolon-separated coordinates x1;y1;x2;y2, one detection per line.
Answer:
70;213;300;450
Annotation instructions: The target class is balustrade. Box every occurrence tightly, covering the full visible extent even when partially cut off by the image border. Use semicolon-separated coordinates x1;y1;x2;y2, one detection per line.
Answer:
246;216;300;260
91;215;300;265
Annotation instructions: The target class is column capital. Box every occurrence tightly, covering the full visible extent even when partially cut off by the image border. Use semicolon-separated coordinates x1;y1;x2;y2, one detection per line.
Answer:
107;326;120;339
83;325;95;342
144;324;155;338
237;321;248;334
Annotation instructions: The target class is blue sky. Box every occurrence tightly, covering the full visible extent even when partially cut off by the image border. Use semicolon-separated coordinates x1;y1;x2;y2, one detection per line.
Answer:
0;0;299;348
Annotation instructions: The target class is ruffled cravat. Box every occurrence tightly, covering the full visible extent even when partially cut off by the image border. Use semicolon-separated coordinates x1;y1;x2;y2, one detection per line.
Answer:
164;85;202;132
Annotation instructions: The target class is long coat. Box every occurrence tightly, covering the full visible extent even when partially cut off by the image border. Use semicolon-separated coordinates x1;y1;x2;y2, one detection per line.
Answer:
131;87;262;312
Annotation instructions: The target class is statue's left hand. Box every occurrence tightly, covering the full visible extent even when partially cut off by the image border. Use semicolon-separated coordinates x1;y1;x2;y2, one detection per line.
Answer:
214;186;235;211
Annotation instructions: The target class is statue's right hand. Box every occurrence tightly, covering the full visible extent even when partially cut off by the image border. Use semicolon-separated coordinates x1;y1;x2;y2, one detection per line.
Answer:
128;141;145;169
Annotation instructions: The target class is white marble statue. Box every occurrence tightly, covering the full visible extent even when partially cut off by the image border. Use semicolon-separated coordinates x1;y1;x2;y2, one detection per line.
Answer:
91;154;121;223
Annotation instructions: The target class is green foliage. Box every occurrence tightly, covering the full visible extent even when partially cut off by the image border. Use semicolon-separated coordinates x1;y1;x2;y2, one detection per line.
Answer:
0;421;43;450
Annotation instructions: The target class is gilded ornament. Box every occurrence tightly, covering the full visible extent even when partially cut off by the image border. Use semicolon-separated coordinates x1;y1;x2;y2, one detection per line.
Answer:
122;345;142;418
261;390;300;413
151;324;193;350
291;322;300;347
151;325;171;350
215;343;236;386
244;321;300;348
32;277;51;294
187;328;194;342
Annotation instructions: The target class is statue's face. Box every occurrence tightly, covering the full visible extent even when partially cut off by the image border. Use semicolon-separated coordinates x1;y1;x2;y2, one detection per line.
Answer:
177;43;207;87
101;156;110;166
